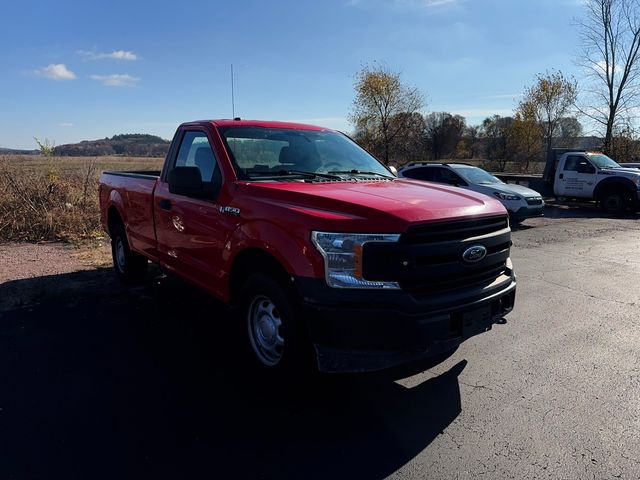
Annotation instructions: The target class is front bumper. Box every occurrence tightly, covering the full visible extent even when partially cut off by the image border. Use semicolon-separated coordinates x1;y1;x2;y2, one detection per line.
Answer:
294;274;516;373
509;204;544;221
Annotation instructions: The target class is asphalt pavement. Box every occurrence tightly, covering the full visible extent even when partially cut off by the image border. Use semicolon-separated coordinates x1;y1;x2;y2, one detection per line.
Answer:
0;205;638;479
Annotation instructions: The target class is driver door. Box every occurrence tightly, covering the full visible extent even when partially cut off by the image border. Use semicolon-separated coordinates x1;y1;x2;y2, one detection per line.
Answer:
154;129;228;298
557;155;596;198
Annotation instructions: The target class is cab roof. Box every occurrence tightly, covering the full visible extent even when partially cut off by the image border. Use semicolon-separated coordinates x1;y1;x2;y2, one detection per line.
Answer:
181;119;332;131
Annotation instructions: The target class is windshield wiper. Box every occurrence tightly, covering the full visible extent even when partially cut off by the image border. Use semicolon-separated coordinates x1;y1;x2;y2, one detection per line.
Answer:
248;170;342;180
328;169;394;178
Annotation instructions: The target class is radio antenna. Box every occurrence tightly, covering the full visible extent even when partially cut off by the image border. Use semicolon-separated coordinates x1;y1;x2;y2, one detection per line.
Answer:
231;64;236;119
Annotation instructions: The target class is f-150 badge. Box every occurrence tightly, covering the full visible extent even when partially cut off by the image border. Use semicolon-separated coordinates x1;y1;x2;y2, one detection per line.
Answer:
220;206;241;216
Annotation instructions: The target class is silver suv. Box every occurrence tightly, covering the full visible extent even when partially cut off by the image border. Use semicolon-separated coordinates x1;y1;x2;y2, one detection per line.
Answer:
398;162;544;223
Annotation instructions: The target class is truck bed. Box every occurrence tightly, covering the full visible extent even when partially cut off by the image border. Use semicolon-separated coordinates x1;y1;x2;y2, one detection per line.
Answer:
99;170;161;258
102;170;161;179
493;173;553;196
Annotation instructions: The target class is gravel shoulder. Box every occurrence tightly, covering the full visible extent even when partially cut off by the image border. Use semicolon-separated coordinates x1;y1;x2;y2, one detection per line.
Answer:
0;241;112;310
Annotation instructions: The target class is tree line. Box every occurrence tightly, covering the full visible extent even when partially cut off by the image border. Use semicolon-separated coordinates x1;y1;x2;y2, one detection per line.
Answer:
53;134;170;157
351;0;640;170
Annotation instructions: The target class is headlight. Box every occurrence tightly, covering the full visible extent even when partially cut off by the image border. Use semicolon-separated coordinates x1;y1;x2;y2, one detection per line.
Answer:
493;192;521;201
311;232;401;289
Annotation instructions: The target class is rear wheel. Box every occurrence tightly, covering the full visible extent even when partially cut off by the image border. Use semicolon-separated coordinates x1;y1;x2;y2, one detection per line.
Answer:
600;190;628;213
238;273;311;375
110;223;148;284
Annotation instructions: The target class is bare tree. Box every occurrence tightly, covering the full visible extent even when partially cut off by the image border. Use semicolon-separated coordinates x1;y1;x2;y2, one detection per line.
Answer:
350;64;424;164
577;0;640;153
424;112;466;160
481;115;515;171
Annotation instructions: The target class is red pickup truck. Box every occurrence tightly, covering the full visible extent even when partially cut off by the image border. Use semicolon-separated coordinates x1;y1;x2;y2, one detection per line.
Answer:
99;119;516;373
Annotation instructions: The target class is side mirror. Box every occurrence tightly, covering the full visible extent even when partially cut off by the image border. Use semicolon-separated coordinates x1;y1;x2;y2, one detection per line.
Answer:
388;165;398;175
168;167;206;198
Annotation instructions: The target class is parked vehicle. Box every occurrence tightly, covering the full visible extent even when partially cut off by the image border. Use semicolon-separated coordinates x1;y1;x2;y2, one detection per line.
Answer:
398;163;544;223
620;162;640;169
99;119;516;374
497;149;640;213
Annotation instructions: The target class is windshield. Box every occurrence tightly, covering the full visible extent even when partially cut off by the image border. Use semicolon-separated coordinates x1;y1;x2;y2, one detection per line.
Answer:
218;126;393;180
452;165;504;185
587;154;621;169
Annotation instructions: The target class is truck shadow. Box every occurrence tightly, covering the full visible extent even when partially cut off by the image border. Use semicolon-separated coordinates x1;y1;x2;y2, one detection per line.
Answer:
0;270;465;479
542;201;640;220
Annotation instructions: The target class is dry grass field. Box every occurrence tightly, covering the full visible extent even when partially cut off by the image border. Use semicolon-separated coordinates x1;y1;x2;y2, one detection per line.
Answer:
0;155;164;243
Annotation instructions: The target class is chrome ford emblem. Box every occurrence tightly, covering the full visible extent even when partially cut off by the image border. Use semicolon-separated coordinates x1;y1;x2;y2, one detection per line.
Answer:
462;245;487;263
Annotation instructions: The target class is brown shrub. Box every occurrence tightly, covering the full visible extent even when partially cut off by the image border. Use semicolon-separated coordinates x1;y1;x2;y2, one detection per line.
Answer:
0;155;163;243
0;160;100;242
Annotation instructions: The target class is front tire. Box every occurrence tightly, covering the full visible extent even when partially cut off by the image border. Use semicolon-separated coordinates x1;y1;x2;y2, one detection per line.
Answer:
110;223;148;284
238;273;311;375
600;190;628;213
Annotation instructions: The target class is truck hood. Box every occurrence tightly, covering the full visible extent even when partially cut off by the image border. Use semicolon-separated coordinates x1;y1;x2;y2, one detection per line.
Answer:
238;178;507;232
489;182;543;197
606;167;640;176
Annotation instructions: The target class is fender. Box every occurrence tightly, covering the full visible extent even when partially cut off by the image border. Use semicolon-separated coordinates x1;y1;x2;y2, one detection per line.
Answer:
220;219;325;301
105;189;127;234
593;176;638;198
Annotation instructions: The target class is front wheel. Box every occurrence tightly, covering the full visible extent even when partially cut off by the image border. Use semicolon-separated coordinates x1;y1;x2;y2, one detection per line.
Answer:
600;190;628;213
238;273;311;375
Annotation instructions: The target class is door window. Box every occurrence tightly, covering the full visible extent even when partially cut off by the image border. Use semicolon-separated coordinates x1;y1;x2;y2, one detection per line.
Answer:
403;167;434;181
565;156;592;172
175;131;218;182
435;168;464;186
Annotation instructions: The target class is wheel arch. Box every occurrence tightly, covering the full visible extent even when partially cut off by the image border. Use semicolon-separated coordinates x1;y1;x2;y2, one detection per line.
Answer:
593;177;637;199
107;206;124;236
228;248;295;305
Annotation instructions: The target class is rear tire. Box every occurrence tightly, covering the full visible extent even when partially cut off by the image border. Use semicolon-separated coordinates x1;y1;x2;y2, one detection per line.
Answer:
110;223;148;284
238;273;312;376
600;190;628;213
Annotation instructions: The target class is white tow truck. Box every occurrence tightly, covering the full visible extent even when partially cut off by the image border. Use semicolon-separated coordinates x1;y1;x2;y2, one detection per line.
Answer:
552;152;640;212
497;149;640;213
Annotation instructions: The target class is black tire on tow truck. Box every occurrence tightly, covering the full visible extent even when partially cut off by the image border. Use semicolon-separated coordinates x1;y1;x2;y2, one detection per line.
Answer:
599;188;630;213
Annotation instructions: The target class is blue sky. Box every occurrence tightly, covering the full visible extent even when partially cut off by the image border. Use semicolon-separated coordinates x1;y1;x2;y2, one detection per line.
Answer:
0;0;586;149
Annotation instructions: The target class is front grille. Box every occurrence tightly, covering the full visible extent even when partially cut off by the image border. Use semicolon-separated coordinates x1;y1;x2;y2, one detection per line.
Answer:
400;261;507;294
526;197;543;206
402;216;509;244
362;215;511;296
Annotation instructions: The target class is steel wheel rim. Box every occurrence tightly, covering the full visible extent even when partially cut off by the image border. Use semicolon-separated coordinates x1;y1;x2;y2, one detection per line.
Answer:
115;238;126;273
247;295;284;366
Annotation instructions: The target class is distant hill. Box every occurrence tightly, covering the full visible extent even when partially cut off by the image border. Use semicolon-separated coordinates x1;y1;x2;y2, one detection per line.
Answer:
54;134;170;157
0;147;40;156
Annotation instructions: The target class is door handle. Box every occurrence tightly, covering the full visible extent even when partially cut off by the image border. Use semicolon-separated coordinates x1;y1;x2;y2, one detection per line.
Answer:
559;173;564;179
159;199;172;210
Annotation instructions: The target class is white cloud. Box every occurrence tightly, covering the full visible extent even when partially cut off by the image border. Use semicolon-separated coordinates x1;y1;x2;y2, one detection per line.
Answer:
108;50;137;60
58;122;74;127
79;49;138;61
90;73;140;87
35;64;76;80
